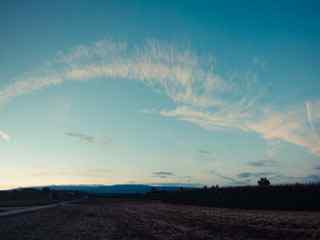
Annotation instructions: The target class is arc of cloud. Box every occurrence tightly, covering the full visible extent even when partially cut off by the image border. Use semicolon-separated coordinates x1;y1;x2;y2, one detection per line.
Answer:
0;39;225;109
0;39;320;156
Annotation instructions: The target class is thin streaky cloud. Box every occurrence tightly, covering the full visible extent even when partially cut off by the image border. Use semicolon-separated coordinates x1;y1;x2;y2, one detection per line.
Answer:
65;132;111;145
305;101;320;141
65;132;95;144
247;160;277;168
237;172;275;179
198;149;211;155
153;171;175;176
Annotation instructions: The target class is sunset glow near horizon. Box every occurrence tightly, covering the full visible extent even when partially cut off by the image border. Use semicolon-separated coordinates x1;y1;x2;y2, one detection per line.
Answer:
1;1;320;189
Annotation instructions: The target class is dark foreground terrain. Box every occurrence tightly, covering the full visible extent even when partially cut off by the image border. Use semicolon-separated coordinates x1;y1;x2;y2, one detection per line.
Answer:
147;183;320;211
0;198;319;240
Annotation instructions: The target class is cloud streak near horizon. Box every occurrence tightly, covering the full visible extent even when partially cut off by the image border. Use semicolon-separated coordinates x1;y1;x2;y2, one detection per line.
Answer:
152;171;175;179
65;132;95;144
0;39;319;155
65;131;111;145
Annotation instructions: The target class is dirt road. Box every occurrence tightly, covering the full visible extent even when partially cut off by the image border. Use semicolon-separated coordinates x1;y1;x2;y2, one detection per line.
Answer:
0;199;84;217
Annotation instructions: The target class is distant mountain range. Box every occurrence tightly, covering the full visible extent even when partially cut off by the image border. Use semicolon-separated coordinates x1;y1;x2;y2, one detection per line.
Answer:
47;184;199;195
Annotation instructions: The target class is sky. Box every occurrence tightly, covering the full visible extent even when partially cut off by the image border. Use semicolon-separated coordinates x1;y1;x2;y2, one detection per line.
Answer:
1;0;320;189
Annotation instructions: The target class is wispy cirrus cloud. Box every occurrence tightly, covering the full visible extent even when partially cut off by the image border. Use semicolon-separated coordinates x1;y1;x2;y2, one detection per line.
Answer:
0;39;226;109
0;130;10;142
1;38;319;156
161;102;320;156
248;105;320;156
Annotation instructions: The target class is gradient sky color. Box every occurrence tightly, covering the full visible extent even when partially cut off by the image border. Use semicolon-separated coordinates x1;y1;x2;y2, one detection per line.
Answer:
1;0;320;189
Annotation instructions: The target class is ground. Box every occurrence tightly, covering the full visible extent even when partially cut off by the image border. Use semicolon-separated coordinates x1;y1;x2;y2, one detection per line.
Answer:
0;198;319;240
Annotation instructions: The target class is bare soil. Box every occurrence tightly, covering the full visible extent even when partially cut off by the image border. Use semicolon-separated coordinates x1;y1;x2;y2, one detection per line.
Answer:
0;198;319;240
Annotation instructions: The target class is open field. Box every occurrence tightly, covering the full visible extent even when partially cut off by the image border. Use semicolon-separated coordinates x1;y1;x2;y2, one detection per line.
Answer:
0;198;319;240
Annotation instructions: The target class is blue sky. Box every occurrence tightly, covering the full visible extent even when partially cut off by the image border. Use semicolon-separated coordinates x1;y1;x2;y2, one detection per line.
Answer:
1;0;320;189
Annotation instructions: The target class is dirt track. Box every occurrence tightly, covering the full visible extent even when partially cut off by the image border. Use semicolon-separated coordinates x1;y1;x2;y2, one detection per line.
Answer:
0;199;319;240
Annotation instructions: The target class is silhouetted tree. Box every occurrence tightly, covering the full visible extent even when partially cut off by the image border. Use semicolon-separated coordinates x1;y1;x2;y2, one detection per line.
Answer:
258;177;271;187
